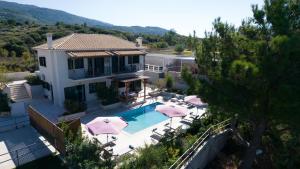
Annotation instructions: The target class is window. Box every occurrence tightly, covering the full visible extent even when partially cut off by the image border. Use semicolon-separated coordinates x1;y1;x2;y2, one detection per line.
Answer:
39;57;46;67
133;56;140;64
68;58;84;70
128;56;133;64
68;58;74;69
89;82;106;93
128;56;140;64
75;58;84;69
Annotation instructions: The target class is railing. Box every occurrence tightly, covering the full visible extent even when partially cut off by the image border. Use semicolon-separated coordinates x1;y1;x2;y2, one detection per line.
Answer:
169;118;232;169
69;64;144;80
0;115;30;133
0;139;54;167
144;64;164;73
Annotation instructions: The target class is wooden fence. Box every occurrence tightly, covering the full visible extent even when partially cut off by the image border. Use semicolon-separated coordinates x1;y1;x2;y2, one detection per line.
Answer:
28;105;80;155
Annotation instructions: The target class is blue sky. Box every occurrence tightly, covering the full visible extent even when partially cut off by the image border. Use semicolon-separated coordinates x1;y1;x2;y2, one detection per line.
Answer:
6;0;264;36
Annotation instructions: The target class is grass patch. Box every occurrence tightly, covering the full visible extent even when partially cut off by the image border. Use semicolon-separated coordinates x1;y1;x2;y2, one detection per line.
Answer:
16;155;67;169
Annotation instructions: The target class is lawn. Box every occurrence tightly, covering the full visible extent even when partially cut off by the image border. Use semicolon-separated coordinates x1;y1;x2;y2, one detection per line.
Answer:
16;155;67;169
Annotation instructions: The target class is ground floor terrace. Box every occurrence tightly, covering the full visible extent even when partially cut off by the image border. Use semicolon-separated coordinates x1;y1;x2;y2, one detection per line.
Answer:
26;89;207;156
63;75;149;105
80;95;207;157
1;80;208;167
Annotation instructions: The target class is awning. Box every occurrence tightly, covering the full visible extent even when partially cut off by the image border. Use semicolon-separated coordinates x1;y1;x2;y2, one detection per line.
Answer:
119;75;149;83
67;51;112;58
113;50;146;56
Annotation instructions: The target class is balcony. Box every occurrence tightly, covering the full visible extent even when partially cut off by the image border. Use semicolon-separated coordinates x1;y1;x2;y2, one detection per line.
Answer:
144;64;164;73
69;64;144;80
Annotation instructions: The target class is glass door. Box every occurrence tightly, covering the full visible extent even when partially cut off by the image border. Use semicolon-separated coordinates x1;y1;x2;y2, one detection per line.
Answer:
112;56;119;73
64;85;86;102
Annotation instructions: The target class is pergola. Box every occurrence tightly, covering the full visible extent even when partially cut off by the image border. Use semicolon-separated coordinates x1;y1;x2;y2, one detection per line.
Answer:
118;75;149;102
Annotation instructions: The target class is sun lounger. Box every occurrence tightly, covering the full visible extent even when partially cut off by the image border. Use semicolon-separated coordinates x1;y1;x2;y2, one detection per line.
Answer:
171;98;178;102
180;120;193;126
152;128;165;136
151;127;169;142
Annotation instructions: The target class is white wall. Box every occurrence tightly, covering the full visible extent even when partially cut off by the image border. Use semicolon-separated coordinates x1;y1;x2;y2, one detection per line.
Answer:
4;72;33;81
37;49;145;107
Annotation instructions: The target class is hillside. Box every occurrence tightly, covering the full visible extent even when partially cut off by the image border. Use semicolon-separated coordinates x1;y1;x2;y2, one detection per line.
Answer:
0;0;168;35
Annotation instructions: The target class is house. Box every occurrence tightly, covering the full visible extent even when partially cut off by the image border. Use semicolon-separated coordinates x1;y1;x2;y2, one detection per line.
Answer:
33;33;148;107
144;53;197;89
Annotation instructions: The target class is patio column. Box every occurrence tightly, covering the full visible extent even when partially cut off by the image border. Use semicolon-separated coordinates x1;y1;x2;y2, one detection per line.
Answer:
125;82;129;101
143;79;147;101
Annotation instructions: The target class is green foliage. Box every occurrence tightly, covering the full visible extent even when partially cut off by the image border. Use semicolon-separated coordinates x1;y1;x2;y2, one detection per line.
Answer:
181;66;201;95
25;75;42;85
151;41;168;48
163;30;178;46
0;48;9;57
189;0;300;167
165;73;174;90
0;91;10;112
64;100;87;115
120;112;230;169
64;131;114;169
96;85;119;105
174;44;184;53
121;144;169;169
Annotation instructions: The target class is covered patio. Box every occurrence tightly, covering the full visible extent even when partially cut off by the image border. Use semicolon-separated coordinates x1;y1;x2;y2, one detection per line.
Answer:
115;75;149;102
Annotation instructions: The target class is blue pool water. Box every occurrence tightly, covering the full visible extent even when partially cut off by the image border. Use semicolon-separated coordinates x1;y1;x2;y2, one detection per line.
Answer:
116;102;169;134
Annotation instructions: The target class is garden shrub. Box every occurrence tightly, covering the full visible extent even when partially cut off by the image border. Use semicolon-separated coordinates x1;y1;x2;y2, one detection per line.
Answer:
175;44;184;53
0;91;10;112
96;85;119;105
165;74;174;90
63;126;114;169
64;100;86;115
25;75;43;85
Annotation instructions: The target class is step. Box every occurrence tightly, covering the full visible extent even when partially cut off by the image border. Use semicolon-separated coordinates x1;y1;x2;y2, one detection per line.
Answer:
11;91;28;95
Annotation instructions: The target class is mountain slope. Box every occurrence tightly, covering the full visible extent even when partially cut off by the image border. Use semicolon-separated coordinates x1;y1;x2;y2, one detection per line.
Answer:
0;0;169;35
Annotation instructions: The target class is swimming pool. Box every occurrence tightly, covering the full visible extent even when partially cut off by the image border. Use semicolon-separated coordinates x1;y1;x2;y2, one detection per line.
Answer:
116;102;169;134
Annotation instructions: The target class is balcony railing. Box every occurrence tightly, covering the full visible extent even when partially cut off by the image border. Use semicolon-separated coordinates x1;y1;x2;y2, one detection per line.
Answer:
144;64;164;73
69;64;144;80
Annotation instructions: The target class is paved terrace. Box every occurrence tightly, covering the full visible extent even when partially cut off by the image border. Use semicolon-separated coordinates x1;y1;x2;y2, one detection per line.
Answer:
81;96;207;157
0;127;56;169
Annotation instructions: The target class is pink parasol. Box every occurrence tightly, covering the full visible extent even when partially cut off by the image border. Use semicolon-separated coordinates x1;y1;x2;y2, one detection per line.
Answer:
187;97;204;106
86;117;128;143
156;105;188;117
185;95;207;107
156;105;188;127
184;95;197;102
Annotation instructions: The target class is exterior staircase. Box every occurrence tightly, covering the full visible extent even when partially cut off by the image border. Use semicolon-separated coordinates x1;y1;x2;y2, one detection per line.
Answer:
7;82;30;102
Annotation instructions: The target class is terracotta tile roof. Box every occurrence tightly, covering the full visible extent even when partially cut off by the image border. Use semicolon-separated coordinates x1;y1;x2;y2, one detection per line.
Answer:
33;33;142;50
67;51;113;58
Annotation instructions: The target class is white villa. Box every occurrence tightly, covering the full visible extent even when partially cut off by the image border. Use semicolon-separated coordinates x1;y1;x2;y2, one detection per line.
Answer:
33;33;148;107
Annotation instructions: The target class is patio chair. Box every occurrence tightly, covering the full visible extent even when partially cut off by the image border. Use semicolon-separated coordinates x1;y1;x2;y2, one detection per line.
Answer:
152;128;165;137
151;128;167;142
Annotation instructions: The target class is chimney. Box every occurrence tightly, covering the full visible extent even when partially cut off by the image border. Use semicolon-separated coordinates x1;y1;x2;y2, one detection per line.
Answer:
136;37;143;47
46;33;53;49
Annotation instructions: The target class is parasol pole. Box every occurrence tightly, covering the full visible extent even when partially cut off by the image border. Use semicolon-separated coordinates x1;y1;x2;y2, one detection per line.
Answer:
107;134;109;144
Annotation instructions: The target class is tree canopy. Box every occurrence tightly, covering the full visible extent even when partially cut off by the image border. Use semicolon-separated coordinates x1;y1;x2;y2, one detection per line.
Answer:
185;0;299;168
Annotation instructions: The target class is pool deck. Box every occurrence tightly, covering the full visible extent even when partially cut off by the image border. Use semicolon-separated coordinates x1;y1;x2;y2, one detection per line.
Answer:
81;97;207;157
